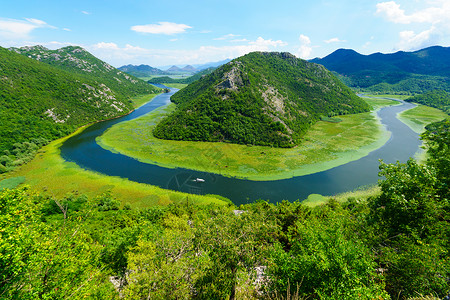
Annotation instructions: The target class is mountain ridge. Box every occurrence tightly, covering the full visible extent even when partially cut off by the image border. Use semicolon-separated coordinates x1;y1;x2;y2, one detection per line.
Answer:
154;51;369;148
311;46;450;93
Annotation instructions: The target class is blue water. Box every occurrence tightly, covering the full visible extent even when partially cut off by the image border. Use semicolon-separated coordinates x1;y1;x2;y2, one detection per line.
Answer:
60;87;421;205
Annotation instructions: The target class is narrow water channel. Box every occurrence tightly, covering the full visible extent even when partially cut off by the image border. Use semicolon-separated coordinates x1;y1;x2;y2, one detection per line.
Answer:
60;86;421;205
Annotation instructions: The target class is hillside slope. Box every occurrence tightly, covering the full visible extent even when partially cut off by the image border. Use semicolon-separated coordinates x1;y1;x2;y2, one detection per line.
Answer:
10;45;159;98
118;64;169;77
0;47;152;172
154;52;369;148
311;46;450;93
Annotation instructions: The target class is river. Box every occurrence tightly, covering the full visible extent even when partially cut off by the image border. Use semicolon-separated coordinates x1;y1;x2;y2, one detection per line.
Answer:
60;86;421;205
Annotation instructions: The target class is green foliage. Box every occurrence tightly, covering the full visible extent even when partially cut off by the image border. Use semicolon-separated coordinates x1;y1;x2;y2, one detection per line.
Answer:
312;46;450;94
149;67;216;85
154;52;369;148
367;120;450;298
267;205;388;300
11;45;159;99
0;45;160;173
406;90;450;114
1;121;449;298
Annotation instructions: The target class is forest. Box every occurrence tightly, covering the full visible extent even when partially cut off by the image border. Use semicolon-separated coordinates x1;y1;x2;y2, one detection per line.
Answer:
1;119;448;299
154;52;370;148
0;46;159;174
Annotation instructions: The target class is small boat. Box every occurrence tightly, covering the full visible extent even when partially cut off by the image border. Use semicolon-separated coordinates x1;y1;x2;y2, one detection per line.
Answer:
193;178;205;183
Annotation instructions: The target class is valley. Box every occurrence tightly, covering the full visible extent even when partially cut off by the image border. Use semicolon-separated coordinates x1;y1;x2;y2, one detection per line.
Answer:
1;41;449;299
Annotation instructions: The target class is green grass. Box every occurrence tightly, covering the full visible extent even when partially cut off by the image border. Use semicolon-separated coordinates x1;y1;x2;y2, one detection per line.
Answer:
397;104;448;133
162;83;188;89
361;96;400;110
97;97;395;181
0;176;26;190
6;127;230;208
130;93;160;109
363;94;410;100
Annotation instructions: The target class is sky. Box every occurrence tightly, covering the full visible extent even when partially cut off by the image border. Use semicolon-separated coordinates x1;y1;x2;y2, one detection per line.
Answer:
1;0;449;68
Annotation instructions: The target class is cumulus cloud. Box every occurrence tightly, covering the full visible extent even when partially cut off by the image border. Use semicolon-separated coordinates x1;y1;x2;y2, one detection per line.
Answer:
376;1;447;24
214;33;240;40
297;34;312;59
131;22;191;35
0;17;55;40
324;37;346;44
376;0;450;50
87;37;288;67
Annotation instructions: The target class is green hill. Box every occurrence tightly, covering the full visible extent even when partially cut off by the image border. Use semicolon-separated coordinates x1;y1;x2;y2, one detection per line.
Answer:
148;67;216;85
311;46;450;94
118;64;169;77
154;52;369;148
406;90;450;114
0;46;157;173
10;45;159;98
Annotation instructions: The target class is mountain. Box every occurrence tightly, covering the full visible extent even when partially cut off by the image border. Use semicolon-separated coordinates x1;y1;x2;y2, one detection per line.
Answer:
0;46;159;173
193;58;232;70
166;65;183;73
153;52;369;148
118;64;169;77
311;46;450;93
10;45;158;98
406;90;450;114
181;65;197;72
149;67;216;85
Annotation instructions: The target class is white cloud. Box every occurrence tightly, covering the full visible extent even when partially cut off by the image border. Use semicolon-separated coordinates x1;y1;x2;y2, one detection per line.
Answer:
63;28;71;32
81;11;91;15
397;27;440;50
86;37;288;67
131;22;191;35
250;37;287;47
376;1;448;24
0;18;55;40
376;1;450;50
297;34;312;59
214;33;240;40
324;37;346;44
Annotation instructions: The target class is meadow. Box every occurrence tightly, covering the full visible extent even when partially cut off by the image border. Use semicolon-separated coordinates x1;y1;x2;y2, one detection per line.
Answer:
397;104;448;133
97;97;398;181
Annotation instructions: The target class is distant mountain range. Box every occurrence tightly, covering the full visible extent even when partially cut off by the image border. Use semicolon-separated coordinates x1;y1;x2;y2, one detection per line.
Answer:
118;64;169;77
311;46;450;94
153;52;369;148
118;58;232;78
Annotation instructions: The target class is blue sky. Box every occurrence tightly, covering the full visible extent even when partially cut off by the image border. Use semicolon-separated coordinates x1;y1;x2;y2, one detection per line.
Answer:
1;0;449;67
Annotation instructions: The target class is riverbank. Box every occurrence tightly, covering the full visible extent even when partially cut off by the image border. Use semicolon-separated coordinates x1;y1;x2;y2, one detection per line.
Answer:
5;127;231;207
397;104;448;134
96;97;398;181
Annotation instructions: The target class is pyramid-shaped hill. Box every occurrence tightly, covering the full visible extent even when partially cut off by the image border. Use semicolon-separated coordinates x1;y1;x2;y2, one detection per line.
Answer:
154;52;370;148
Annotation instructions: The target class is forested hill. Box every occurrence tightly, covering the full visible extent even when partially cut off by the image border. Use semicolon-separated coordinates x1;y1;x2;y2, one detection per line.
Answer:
148;67;216;85
406;90;450;114
154;52;369;148
10;45;159;98
118;64;169;77
0;47;154;173
311;46;450;94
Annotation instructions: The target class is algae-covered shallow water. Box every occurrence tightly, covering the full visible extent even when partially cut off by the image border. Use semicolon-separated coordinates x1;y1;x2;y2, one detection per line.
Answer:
60;86;421;205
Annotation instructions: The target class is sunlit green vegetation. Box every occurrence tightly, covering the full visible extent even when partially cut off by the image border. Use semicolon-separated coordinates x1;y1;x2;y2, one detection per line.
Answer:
129;93;160;108
0;46;160;174
1;120;448;299
406;90;450;114
4;128;229;208
97;97;393;180
162;83;188;89
155;52;370;148
398;105;448;133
